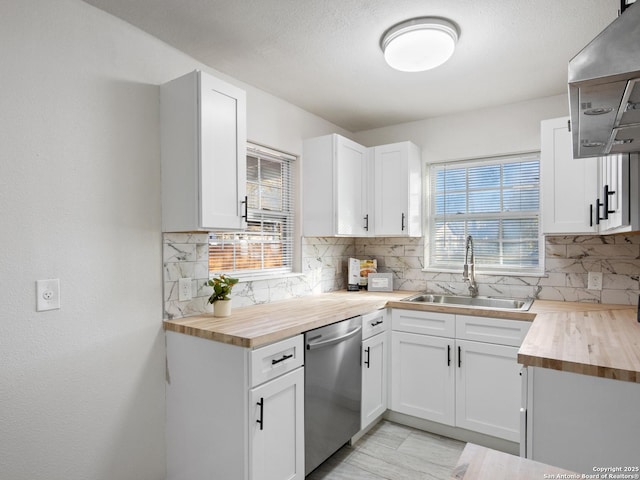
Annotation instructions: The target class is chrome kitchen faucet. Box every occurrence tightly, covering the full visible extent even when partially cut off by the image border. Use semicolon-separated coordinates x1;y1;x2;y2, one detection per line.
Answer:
463;235;478;297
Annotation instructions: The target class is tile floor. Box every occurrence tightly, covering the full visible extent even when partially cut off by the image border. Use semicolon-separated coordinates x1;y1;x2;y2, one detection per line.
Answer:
306;420;466;480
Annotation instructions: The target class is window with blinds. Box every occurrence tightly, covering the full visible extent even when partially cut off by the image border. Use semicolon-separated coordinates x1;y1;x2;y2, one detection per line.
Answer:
428;153;541;274
208;145;295;278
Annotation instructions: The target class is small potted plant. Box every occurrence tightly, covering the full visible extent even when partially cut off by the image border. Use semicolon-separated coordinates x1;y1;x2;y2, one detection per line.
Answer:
206;274;239;317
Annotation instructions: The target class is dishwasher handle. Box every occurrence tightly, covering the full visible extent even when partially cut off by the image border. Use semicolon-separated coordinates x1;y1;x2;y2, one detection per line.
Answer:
306;325;362;350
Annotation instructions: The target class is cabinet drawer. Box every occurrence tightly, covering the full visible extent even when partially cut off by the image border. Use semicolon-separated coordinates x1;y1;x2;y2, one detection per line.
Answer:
250;335;304;387
456;315;531;347
392;309;455;337
362;309;387;340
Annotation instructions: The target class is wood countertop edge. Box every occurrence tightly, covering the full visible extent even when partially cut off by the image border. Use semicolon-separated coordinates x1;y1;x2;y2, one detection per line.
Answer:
517;352;640;383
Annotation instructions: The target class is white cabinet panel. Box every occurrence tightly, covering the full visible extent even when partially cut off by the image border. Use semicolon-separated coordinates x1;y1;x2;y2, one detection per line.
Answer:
541;116;598;234
455;340;521;442
390;331;455;425
392;309;455;338
361;332;388;429
161;70;247;232
250;367;305;480
302;134;369;236
373;142;422;237
456;315;531;347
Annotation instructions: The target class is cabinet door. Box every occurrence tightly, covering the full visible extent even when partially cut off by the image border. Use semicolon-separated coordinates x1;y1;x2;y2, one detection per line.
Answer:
302;134;369;236
455;339;521;442
373;142;422;236
249;367;304;480
598;154;628;232
199;72;247;230
335;135;369;236
541;117;598;234
362;332;388;429
390;332;454;425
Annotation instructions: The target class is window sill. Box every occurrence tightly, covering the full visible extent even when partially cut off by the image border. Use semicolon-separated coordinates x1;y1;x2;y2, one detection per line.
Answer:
230;272;306;283
422;267;546;278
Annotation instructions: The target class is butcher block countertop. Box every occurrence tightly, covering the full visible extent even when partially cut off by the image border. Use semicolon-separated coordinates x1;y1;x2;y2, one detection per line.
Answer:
518;301;640;383
164;292;640;381
450;443;577;480
163;290;412;348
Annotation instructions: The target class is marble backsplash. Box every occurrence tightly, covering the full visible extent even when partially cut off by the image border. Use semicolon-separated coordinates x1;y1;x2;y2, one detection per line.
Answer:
163;233;640;319
355;234;640;305
163;234;354;319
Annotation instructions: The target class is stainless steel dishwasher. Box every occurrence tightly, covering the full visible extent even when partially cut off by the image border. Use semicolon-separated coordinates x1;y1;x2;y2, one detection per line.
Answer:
304;316;362;475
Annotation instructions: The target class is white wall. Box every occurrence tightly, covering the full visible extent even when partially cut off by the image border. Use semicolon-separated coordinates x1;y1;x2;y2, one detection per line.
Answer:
0;1;346;479
353;94;570;162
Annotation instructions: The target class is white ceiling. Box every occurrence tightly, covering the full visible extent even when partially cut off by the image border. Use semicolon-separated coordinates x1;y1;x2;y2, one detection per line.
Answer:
82;0;619;132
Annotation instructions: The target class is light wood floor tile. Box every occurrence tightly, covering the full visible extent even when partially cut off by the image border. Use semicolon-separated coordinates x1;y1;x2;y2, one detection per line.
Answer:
306;420;465;480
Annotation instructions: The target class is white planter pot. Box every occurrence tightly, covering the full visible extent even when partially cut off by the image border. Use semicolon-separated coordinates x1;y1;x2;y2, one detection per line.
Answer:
213;299;232;317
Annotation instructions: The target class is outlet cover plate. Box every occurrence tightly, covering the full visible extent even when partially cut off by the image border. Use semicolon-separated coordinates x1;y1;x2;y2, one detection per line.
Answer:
36;279;60;311
588;272;603;290
178;277;192;301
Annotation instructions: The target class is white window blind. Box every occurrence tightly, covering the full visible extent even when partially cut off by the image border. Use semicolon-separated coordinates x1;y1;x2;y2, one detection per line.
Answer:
428;154;541;274
209;144;295;278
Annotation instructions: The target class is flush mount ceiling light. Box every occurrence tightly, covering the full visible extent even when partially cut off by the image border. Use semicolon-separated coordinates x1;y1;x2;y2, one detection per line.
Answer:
381;17;459;72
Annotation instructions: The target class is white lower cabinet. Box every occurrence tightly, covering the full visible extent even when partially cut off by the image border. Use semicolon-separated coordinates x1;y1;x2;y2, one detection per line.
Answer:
391;331;455;424
390;309;530;442
362;332;388;428
249;368;304;480
166;331;305;480
455;339;521;442
361;310;388;429
524;366;640;474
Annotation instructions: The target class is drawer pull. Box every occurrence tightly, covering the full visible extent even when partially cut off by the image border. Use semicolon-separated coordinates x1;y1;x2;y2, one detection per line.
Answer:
271;353;293;365
256;397;264;430
370;320;383;327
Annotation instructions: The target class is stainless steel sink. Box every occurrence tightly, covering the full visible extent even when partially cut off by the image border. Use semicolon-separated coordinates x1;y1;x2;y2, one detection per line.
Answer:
401;293;533;311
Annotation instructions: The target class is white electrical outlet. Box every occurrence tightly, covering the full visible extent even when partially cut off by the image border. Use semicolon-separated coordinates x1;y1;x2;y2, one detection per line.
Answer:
178;277;193;301
36;278;60;311
588;272;603;290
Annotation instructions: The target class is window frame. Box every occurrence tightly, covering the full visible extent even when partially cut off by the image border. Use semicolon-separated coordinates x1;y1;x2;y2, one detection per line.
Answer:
208;143;297;280
425;152;544;276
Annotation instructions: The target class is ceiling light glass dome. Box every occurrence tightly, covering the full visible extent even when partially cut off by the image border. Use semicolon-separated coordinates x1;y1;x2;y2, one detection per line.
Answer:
381;17;459;72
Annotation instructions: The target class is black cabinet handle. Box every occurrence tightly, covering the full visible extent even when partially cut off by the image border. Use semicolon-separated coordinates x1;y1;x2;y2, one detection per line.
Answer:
364;347;371;368
458;346;462;368
370;320;383;327
447;344;451;366
364;214;369;231
401;213;406;231
604;184;616;219
590;204;593;227
271;353;293;365
241;195;248;221
256;397;264;430
596;198;604;224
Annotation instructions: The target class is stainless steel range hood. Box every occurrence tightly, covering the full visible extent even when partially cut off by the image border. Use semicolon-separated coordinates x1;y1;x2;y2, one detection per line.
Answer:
569;3;640;158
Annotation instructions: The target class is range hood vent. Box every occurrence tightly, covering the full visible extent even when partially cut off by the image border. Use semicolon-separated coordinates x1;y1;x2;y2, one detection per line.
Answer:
569;3;640;158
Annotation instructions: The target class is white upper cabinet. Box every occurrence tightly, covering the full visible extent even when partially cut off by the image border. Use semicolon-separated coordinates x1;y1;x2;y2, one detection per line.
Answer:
302;134;370;236
302;135;422;237
540;117;598;234
161;70;247;232
373;142;422;237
